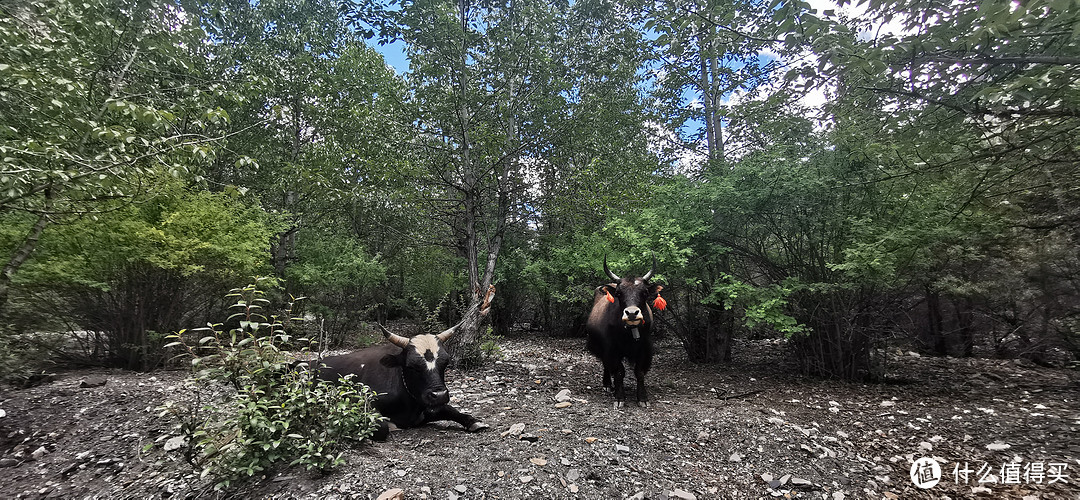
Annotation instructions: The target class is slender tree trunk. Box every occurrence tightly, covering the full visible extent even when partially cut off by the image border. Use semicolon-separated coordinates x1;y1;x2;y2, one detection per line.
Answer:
0;189;54;311
927;288;947;355
956;298;975;357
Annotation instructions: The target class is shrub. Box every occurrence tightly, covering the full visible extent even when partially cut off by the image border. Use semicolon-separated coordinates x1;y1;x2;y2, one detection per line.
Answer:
162;279;382;488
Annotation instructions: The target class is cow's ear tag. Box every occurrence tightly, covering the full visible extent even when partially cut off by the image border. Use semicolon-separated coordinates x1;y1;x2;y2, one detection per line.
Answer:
653;293;667;311
605;289;615;303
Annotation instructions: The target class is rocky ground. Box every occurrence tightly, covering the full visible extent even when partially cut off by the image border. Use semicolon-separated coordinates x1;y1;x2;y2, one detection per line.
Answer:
1;334;1078;500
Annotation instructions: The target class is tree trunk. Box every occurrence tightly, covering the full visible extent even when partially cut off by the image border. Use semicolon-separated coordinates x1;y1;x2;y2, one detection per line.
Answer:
0;189;53;311
926;288;947;355
956;298;975;357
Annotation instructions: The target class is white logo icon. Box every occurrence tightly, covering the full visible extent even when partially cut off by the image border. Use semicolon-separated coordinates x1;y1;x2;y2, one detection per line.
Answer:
911;457;942;489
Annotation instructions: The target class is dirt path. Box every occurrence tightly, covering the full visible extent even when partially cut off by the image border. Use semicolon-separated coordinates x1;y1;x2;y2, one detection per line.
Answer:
1;336;1078;499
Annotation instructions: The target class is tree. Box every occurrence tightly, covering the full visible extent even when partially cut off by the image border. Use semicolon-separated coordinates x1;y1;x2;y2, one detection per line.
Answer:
13;182;276;369
365;0;654;355
0;0;229;311
648;0;777;166
189;0;415;331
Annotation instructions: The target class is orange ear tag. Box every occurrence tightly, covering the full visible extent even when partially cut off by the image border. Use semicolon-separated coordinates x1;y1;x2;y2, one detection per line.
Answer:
653;294;667;311
605;289;615;303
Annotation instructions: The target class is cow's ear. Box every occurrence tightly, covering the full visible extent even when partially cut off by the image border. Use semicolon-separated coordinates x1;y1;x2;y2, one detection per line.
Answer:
649;284;664;298
597;284;617;303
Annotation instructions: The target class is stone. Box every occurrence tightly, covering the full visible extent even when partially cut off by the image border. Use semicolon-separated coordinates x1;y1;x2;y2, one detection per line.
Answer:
790;477;814;489
627;492;645;500
728;453;742;462
530;458;548;466
163;436;187;452
566;469;581;481
555;389;572;402
519;476;534;484
454;485;467;493
615;444;630;454
519;433;540;443
376;488;405;500
31;446;47;460
696;431;710;442
568;484;579;493
832;492;845;500
760;473;773;483
767;480;781;489
79;377;107;388
505;423;526;437
555;402;572;408
670;489;697;500
0;458;17;467
779;474;790;485
585;437;598;444
986;442;1010;451
879;400;896;407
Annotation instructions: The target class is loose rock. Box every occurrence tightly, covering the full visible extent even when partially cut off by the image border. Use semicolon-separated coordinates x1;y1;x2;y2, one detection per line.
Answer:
376;488;405;500
503;423;526;437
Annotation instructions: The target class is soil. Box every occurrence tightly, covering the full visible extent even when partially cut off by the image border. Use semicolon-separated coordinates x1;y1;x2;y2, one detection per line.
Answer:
1;335;1078;500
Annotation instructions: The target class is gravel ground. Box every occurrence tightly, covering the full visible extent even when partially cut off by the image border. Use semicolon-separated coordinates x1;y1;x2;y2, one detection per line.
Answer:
1;335;1078;499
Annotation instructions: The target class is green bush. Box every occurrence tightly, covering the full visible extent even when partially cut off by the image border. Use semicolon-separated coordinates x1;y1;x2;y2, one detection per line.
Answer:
162;279;382;488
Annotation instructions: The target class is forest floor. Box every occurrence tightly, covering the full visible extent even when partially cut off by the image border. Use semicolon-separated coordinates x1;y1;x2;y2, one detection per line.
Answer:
1;334;1078;500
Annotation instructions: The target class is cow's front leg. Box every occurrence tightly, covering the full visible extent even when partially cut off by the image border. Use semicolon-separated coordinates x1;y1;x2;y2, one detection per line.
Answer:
605;360;627;408
633;364;649;408
424;405;489;432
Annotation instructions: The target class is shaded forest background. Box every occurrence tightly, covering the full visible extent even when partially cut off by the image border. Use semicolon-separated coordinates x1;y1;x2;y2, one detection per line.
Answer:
1;0;1078;380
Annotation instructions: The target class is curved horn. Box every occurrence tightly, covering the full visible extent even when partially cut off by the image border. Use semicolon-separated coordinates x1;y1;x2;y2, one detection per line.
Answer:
435;326;457;342
603;255;621;281
377;323;410;348
642;253;657;281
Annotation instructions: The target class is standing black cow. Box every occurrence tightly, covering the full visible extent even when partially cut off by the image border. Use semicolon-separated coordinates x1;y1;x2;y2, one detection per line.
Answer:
586;256;665;408
311;286;495;440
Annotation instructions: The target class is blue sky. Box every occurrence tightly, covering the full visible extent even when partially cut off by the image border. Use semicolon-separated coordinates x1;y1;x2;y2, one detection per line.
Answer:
375;39;409;73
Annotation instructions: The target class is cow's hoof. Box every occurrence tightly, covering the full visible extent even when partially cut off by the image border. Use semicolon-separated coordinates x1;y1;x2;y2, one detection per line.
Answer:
613;400;625;409
638;401;650;408
468;422;490;432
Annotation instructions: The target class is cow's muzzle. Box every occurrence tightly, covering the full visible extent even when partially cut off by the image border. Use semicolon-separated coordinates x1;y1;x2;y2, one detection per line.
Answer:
622;306;643;326
424;388;450;407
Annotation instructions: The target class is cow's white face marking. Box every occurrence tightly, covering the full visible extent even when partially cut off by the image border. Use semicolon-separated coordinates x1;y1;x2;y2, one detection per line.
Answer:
411;334;441;371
